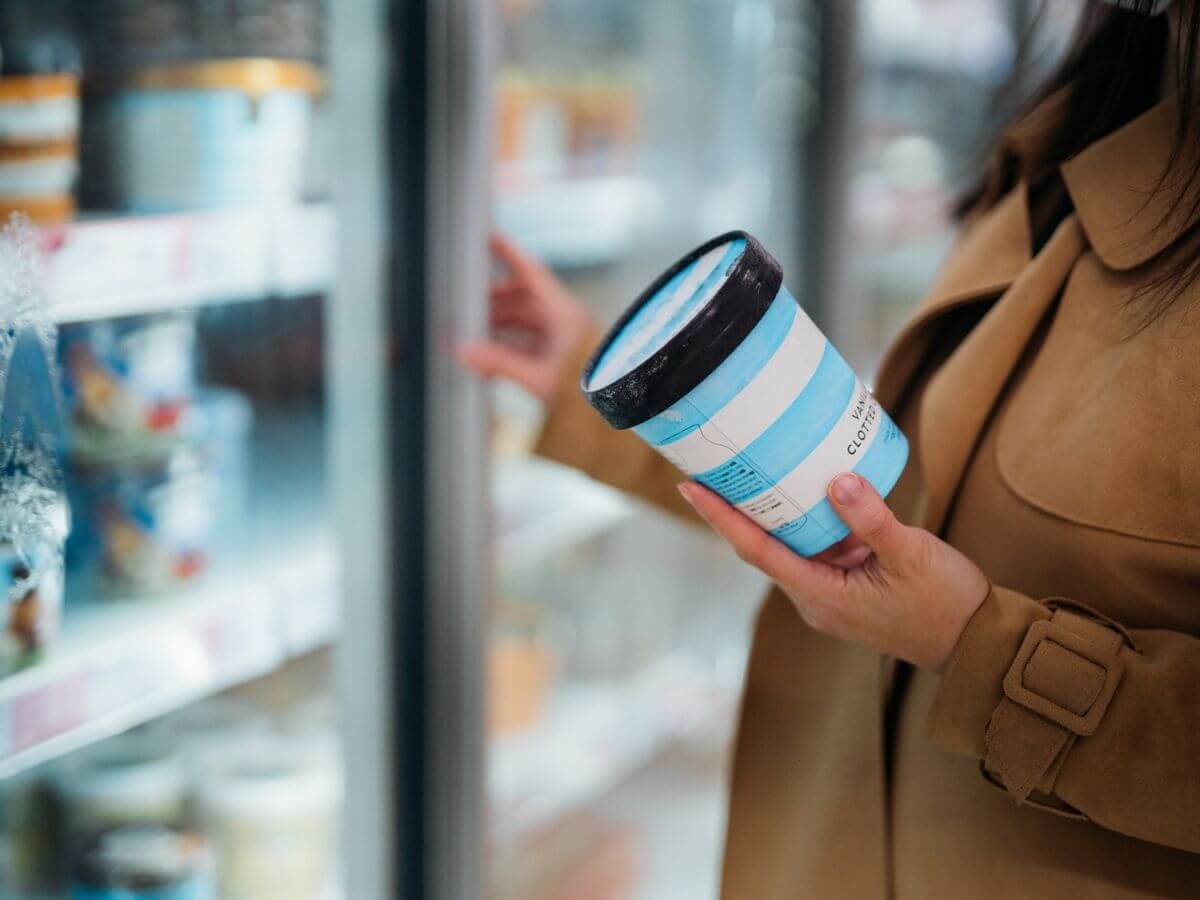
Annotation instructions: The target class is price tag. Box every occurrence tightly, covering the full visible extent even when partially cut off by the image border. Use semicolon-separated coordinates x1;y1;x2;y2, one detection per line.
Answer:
10;671;88;753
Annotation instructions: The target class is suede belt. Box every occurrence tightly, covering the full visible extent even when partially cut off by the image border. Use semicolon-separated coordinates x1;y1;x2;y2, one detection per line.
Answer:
982;600;1131;807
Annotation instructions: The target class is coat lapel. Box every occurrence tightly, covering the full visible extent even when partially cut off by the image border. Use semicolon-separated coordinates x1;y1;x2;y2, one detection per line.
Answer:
873;214;1084;734
917;216;1086;536
870;90;1177;797
874;182;1031;414
871;184;1039;709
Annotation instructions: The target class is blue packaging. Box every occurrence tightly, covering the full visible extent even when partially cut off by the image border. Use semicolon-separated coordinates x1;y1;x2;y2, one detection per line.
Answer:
64;388;251;595
102;60;318;212
584;232;908;557
59;314;196;440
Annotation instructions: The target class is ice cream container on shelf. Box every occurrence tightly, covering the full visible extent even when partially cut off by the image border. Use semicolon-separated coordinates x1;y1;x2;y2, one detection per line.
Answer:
0;143;77;195
1;772;61;894
583;231;909;557
0;74;80;145
55;738;188;835
65;441;216;593
0;530;64;675
101;59;319;212
64;388;252;595
0;74;81;224
0;191;75;225
69;824;216;900
194;736;340;900
59;314;197;440
490;602;558;735
0;141;79;224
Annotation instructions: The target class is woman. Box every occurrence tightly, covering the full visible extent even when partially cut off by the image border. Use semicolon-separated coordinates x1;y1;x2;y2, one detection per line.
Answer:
464;2;1200;896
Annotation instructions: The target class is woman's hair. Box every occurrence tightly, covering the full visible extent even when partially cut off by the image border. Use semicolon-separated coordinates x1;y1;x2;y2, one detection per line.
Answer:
960;2;1200;322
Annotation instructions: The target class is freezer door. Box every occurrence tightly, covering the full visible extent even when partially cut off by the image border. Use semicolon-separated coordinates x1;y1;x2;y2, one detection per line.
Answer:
332;0;492;898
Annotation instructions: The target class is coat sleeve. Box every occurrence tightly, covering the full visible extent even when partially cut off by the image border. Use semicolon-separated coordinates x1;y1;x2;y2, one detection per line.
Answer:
533;327;703;525
927;584;1200;854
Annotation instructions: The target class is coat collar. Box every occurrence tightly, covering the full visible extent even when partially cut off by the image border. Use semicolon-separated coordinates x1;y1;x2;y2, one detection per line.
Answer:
876;87;1187;411
1062;94;1190;271
873;89;1183;536
1006;88;1188;272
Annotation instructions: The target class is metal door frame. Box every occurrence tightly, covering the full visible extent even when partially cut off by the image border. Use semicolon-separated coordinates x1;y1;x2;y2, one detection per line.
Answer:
331;0;492;897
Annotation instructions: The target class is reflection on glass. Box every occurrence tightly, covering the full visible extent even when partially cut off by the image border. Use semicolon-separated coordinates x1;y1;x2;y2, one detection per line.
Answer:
842;0;1080;373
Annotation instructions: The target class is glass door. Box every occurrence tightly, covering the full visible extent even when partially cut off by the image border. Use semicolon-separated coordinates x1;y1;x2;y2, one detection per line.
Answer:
482;2;1084;897
0;2;444;899
485;2;820;898
828;0;1082;374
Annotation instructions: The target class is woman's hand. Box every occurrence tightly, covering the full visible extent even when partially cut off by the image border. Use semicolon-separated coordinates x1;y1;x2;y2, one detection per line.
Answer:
677;474;990;671
459;233;595;404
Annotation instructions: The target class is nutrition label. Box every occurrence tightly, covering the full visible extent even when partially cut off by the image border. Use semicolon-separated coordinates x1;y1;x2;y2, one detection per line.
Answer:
696;456;770;504
740;488;806;531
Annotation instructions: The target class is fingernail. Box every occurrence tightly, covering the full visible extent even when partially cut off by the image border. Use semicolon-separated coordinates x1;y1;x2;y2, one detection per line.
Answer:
830;473;863;506
677;482;697;504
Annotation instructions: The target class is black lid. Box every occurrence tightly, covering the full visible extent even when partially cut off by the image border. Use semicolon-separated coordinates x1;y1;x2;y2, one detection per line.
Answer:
582;231;783;430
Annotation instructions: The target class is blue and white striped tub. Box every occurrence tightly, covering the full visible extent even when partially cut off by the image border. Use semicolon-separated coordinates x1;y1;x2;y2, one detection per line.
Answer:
588;236;908;557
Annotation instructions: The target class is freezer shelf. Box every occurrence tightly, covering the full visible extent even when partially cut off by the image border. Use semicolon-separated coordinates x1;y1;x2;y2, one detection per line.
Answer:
494;456;633;575
489;652;733;844
0;457;627;780
42;203;335;324
0;532;338;779
494;174;659;270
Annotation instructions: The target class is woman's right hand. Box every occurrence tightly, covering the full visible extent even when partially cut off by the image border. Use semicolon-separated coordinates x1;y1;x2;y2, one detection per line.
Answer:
459;233;595;405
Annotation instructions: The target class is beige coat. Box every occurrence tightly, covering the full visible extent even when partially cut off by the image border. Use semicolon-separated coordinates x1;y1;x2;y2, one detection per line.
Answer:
536;90;1200;897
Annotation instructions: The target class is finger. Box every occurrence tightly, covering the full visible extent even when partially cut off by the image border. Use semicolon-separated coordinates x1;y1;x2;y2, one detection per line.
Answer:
812;533;864;564
489;306;540;330
813;534;873;569
490;287;542;323
827;534;873;569
457;340;544;390
490;233;550;284
677;483;844;594
490;279;527;301
827;473;914;567
823;543;874;570
491;276;543;301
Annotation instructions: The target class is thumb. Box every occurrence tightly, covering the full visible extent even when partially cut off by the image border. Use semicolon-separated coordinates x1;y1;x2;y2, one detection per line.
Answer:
827;473;914;566
457;340;549;398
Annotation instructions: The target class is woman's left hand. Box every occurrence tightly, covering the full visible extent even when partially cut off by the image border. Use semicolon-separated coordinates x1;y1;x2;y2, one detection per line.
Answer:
677;473;990;671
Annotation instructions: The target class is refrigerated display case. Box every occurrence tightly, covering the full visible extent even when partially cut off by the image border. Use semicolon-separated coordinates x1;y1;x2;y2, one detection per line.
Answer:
0;1;1089;899
484;2;1083;898
828;0;1081;373
486;3;820;898
0;0;453;897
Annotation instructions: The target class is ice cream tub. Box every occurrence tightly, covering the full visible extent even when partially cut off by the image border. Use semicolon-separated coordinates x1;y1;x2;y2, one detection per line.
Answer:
59;313;196;440
102;59;319;212
195;736;340;900
0;74;80;145
582;231;908;557
64;388;252;595
70;824;215;900
0;534;64;675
